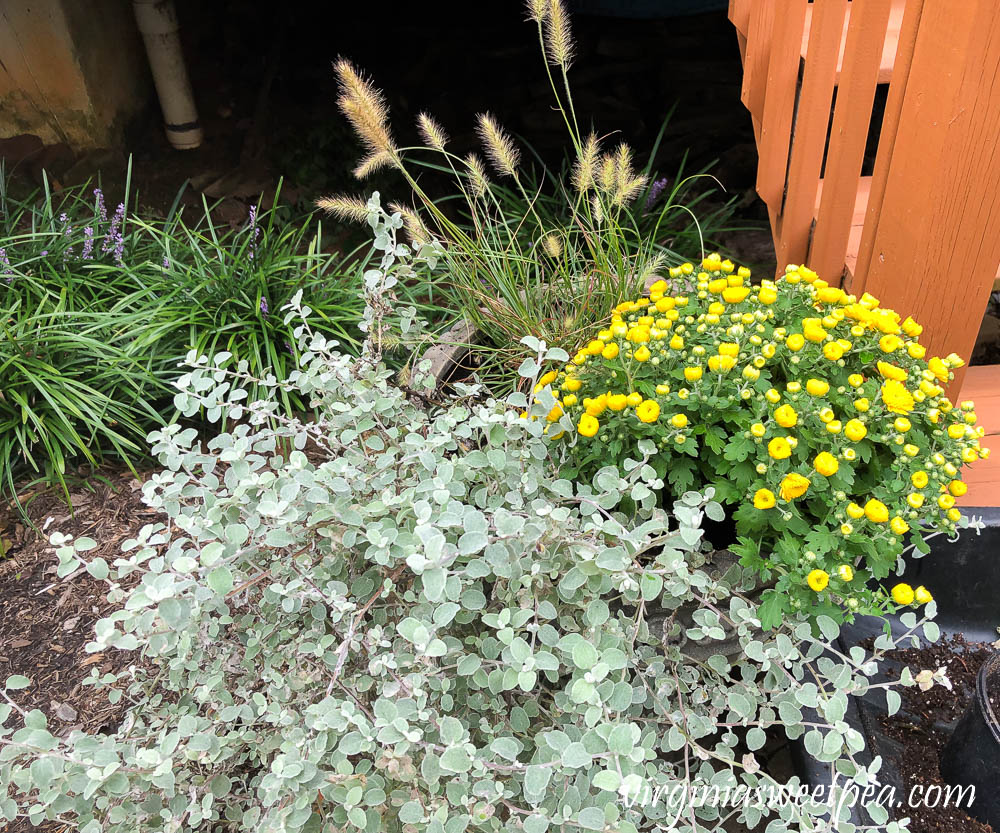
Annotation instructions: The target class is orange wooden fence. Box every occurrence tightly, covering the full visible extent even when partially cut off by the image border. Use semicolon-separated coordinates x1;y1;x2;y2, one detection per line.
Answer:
729;0;1000;392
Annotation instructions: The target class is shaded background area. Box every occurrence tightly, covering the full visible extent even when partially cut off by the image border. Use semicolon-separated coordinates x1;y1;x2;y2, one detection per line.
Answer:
1;0;773;266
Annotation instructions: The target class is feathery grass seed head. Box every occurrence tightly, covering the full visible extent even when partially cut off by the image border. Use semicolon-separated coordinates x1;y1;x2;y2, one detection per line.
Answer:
572;133;599;194
315;195;370;224
476;113;521;178
417;112;448;151
465;153;490;200
542;233;562;258
526;0;549;22
334;58;398;177
544;0;575;69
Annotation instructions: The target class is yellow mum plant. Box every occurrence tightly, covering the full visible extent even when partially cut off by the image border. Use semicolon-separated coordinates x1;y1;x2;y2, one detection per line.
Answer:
534;256;989;626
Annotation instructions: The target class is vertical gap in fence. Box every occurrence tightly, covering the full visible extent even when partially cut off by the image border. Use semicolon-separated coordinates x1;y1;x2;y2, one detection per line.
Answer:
775;0;848;268
851;0;925;291
755;0;808;221
857;0;1000;393
810;0;894;285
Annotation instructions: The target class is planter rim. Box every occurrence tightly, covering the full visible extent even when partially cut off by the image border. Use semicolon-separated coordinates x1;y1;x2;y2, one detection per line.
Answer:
976;651;1000;744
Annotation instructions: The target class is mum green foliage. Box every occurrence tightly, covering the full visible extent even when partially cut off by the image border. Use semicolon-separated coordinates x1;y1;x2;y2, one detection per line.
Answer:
1;202;931;832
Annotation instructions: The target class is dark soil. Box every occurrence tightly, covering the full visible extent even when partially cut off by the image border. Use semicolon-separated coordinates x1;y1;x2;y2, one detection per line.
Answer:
877;635;996;833
0;469;159;833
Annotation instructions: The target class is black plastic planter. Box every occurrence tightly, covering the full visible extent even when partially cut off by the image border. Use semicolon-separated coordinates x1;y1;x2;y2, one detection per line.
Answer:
940;651;1000;828
791;506;1000;826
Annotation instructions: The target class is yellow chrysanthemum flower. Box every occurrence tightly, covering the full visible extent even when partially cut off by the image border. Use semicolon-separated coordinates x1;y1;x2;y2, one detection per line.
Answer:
844;419;867;442
806;379;830;396
877;361;907;382
577;414;599;437
753;488;776;509
807;570;830;592
927;356;950;382
891;583;915;605
780;473;810;501
768;437;792;460
881;380;915;414
607;394;628;411
864;499;889;523
636;400;660;424
814;452;839;477
774;404;798;428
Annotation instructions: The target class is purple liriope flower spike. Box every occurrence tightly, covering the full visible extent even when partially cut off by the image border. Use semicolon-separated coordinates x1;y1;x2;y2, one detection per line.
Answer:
162;255;170;270
82;227;94;260
247;205;260;262
260;297;269;316
645;177;669;210
0;248;11;283
94;188;107;224
103;203;125;259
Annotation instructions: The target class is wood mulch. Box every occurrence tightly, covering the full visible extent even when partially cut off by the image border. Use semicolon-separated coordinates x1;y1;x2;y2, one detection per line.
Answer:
0;469;160;832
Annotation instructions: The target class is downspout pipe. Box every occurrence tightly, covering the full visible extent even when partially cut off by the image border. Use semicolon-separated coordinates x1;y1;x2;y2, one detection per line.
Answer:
132;0;203;150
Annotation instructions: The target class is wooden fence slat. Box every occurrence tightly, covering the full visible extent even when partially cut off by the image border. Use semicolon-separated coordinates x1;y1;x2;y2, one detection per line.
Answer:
755;0;809;211
729;0;751;37
810;0;894;284
741;0;776;122
775;0;848;267
859;0;1000;392
851;0;925;288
